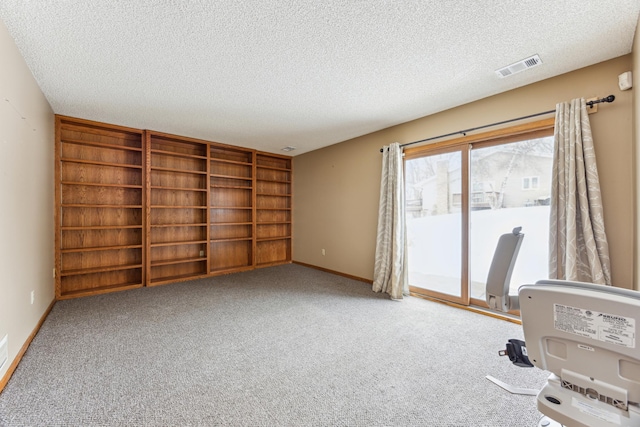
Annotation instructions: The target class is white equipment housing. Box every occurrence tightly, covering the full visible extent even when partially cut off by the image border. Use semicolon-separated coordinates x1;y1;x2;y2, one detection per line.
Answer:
485;229;640;426
519;280;640;427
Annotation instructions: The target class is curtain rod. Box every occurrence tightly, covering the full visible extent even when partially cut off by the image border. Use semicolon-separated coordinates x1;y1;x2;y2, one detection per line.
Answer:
380;95;615;152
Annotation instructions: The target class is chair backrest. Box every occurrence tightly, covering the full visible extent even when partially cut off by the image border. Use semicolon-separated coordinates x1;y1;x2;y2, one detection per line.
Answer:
485;227;524;312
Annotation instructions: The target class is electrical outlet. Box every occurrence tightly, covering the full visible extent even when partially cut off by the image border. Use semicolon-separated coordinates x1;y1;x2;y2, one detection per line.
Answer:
199;250;205;257
0;335;7;371
322;249;326;256
30;291;35;305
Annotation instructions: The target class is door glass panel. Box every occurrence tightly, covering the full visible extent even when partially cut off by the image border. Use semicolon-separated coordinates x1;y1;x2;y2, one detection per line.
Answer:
469;136;553;301
406;152;462;298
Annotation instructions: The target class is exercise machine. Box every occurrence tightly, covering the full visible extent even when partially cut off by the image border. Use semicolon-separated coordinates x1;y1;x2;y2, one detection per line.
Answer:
486;229;640;426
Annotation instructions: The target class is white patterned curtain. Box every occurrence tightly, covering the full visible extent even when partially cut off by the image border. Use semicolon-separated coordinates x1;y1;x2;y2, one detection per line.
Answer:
373;142;409;299
549;98;611;285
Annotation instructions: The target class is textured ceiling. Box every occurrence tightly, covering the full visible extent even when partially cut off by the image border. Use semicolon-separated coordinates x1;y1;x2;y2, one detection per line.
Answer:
1;1;638;155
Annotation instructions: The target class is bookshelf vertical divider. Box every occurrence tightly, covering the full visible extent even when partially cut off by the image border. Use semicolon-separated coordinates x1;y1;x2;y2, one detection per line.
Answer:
144;130;152;288
55;116;291;298
252;151;258;268
206;142;212;276
54;116;62;299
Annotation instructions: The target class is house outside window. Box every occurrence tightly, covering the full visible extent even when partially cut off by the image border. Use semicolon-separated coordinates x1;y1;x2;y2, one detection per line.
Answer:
522;176;539;190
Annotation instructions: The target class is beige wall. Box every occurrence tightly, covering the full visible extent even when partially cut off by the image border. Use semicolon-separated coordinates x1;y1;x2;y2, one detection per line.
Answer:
634;14;640;290
0;20;55;381
294;55;636;289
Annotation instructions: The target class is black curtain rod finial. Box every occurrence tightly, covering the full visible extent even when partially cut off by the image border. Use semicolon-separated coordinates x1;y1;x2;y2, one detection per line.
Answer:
586;94;615;108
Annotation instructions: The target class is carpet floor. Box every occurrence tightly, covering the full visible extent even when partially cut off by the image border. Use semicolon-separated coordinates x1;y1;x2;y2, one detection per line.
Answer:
0;264;549;426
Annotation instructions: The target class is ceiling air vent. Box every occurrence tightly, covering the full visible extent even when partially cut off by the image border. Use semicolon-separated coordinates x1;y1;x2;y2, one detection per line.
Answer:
281;146;296;152
495;55;542;78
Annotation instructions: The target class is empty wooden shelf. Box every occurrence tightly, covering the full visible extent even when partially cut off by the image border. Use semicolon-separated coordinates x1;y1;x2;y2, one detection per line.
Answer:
255;153;292;266
209;145;255;273
55;116;145;299
147;131;209;286
55;116;292;299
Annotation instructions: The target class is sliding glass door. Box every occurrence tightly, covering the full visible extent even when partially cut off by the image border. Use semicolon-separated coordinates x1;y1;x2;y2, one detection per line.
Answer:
469;136;553;307
405;147;468;303
404;121;553;309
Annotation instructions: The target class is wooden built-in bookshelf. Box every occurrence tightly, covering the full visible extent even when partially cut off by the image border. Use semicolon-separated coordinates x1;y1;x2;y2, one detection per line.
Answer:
255;153;292;266
54;116;292;299
146;131;209;286
55;117;145;299
209;145;255;273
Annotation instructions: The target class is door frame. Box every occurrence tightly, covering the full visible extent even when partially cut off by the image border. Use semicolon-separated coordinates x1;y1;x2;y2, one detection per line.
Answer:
404;118;555;308
404;144;469;305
